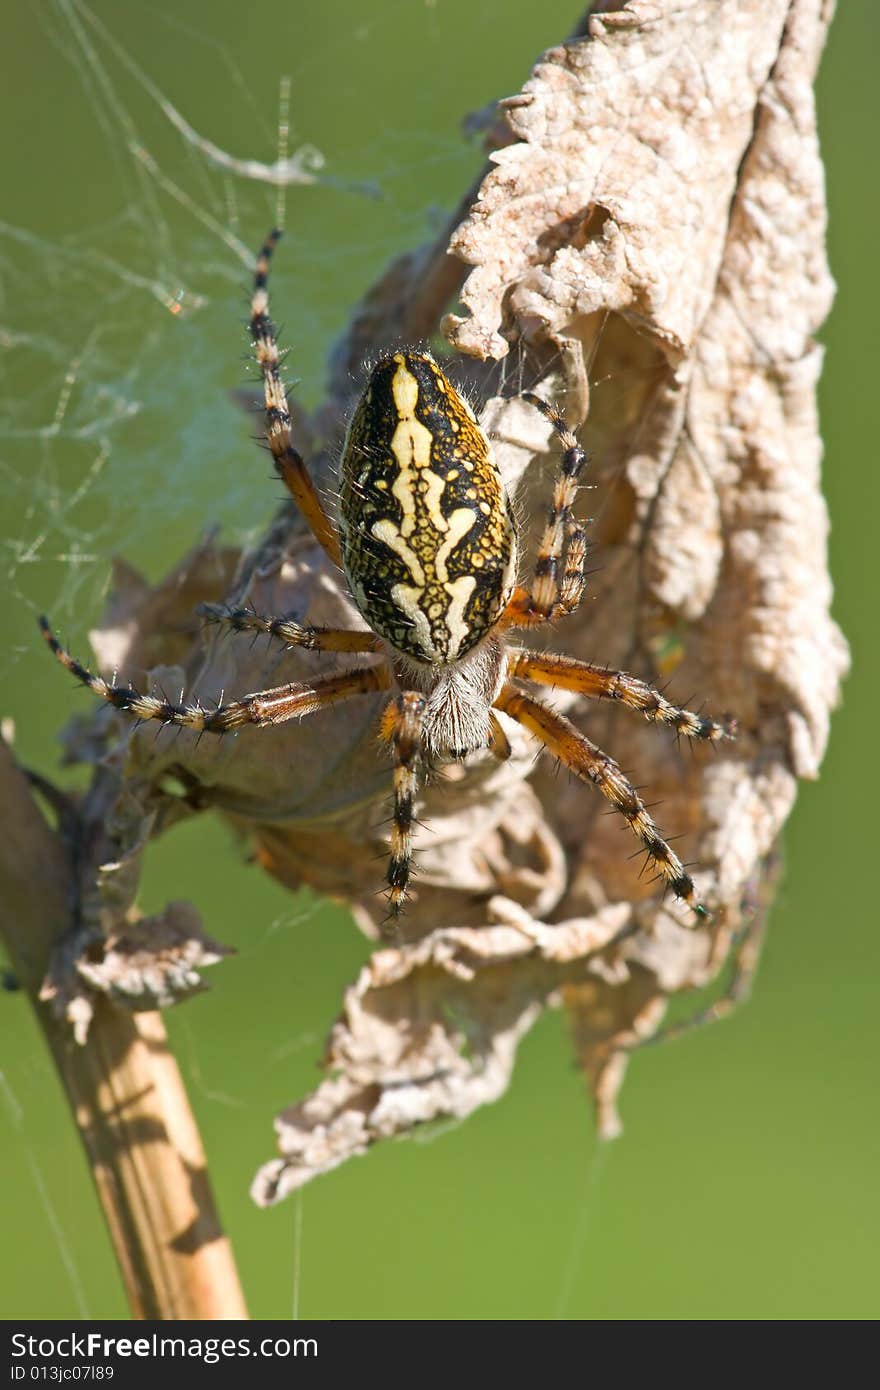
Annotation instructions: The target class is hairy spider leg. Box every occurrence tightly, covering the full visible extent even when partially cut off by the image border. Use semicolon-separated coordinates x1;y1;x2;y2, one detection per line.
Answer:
199;602;382;654
39;619;390;732
507;649;736;743
493;683;710;919
502;392;592;628
487;710;512;760
378;691;427;916
250;230;342;566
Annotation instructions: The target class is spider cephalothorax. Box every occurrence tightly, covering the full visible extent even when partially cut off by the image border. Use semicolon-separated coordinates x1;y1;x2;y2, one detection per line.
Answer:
41;229;734;921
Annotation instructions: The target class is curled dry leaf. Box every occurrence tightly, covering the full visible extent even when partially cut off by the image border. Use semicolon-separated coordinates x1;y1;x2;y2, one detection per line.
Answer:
39;539;240;1041
47;0;847;1198
75;902;233;1011
253;898;632;1204
42;900;232;1044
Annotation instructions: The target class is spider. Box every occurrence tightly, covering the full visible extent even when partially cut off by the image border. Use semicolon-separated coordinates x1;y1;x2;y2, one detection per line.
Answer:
40;229;734;922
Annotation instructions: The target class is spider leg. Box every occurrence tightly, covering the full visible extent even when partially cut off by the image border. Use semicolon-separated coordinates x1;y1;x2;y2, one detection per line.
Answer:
39;618;390;733
507;649;736;743
502;393;592;629
493;683;710;920
199;602;382;654
556;518;592;617
487;710;512;760
377;691;426;916
251;230;342;567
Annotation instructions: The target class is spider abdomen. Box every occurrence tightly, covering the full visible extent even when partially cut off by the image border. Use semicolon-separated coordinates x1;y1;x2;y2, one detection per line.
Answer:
338;352;516;666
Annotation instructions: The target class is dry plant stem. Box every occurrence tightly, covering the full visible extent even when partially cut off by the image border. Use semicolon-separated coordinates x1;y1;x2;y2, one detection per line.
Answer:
0;741;248;1321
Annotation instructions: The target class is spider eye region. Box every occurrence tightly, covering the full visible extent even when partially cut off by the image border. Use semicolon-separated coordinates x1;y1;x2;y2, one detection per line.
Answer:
339;352;516;666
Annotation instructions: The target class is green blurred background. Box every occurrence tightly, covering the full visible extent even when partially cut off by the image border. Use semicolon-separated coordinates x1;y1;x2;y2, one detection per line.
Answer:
0;0;876;1320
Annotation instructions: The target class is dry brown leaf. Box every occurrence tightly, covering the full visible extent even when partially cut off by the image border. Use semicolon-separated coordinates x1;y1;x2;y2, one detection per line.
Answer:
75;902;233;1010
253;898;631;1203
44;0;847;1199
